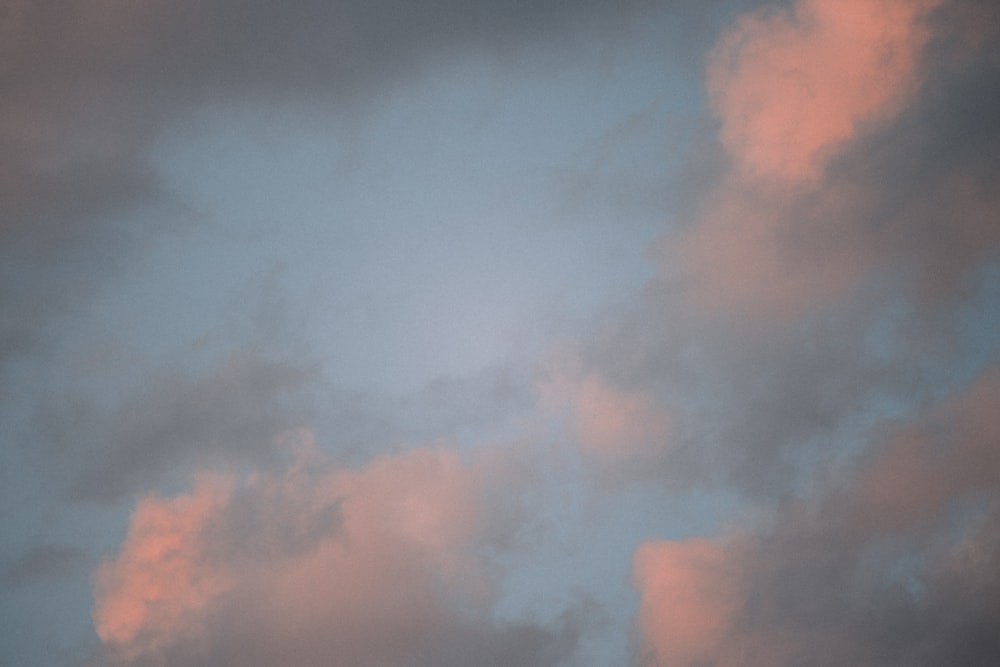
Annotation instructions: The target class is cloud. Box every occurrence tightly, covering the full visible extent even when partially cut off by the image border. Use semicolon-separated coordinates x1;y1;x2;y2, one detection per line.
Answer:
623;0;1000;491
543;0;1000;513
91;474;235;658
670;178;875;317
92;435;586;666
639;0;999;497
573;282;926;498
631;536;743;667
659;0;1000;319
707;0;939;185
850;367;1000;535
0;544;82;588
631;365;1000;666
42;354;319;503
3;1;997;664
540;366;670;459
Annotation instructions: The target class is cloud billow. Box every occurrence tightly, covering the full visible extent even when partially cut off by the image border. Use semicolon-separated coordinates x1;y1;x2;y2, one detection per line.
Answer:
92;438;589;666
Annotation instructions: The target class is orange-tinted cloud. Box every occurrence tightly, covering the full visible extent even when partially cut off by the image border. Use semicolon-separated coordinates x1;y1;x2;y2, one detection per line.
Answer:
91;435;524;665
666;0;944;319
539;368;670;458
707;0;938;185
91;474;235;660
672;178;872;317
573;374;670;456
631;365;1000;666
632;536;743;667
851;368;1000;536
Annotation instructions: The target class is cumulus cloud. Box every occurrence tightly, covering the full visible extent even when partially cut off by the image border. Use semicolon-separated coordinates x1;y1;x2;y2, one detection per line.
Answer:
92;474;236;659
92;435;586;666
616;8;1000;660
706;0;939;185
631;365;1000;666
592;0;1000;496
657;0;1000;319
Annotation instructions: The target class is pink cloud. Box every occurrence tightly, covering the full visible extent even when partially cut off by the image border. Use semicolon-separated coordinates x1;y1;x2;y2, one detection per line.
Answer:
91;474;236;661
573;374;670;456
673;178;872;317
91;435;513;665
707;0;938;184
851;369;1000;535
632;536;744;667
664;0;947;319
539;368;670;458
631;365;1000;665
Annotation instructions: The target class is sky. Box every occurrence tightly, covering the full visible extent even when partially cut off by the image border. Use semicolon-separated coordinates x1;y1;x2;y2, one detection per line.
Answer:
2;0;999;665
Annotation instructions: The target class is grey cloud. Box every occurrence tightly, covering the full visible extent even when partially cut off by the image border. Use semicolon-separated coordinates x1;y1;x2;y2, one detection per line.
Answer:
725;370;1000;666
574;288;918;497
567;0;1000;498
827;8;1000;301
184;604;592;667
633;368;1000;666
203;480;344;564
59;355;318;502
0;544;82;588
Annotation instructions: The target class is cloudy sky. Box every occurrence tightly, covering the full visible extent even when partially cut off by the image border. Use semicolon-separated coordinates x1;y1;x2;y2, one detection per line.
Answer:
2;0;999;664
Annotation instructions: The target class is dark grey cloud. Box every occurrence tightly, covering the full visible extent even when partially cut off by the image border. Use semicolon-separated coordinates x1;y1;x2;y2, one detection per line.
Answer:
181;602;593;667
827;3;1000;300
573;293;915;497
724;368;1000;666
632;366;1000;666
0;544;82;588
59;354;319;502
